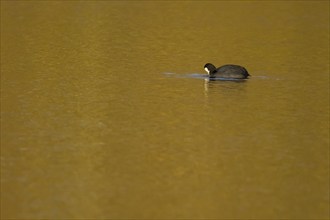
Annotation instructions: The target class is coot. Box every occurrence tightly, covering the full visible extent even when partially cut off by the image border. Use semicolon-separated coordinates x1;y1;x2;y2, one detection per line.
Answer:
204;63;250;79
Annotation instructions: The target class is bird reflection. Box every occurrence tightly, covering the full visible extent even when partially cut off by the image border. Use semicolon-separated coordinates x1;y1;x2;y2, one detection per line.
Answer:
204;78;247;93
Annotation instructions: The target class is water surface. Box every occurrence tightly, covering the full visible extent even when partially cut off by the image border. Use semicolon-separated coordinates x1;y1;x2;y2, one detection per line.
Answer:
1;1;329;219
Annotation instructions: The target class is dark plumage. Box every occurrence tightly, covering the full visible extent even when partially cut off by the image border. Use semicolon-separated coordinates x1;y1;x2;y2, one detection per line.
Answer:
204;63;250;79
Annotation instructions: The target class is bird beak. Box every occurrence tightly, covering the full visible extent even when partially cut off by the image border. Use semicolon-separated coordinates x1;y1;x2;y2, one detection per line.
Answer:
204;67;210;75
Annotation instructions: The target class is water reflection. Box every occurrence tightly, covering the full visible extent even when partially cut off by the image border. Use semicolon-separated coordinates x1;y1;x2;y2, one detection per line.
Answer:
204;78;248;94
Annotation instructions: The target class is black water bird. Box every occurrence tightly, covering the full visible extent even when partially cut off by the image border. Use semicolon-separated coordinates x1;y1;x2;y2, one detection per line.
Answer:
204;63;250;79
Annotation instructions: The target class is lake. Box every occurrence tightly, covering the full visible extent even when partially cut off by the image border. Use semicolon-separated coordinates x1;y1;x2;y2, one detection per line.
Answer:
1;1;329;219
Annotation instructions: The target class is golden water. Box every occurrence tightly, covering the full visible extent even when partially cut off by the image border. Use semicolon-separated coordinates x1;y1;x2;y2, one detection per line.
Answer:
1;1;329;219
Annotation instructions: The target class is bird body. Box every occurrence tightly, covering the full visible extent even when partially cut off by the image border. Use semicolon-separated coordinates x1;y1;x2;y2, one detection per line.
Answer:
204;63;250;79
